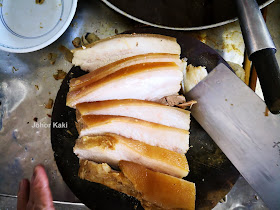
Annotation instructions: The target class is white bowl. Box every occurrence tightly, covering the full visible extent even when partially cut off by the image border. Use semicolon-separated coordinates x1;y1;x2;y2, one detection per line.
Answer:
0;0;78;53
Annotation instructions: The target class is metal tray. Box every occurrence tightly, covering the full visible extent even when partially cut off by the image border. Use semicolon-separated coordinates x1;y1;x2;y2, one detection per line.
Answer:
101;0;274;30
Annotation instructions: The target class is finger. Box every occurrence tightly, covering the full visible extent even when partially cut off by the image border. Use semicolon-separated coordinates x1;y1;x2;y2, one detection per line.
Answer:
17;179;30;210
28;165;54;209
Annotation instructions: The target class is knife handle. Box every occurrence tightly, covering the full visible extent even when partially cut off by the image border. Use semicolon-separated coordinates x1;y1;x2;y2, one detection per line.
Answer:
250;48;280;114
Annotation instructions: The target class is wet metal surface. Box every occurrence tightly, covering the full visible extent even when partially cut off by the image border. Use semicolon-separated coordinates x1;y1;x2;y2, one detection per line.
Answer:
0;0;134;203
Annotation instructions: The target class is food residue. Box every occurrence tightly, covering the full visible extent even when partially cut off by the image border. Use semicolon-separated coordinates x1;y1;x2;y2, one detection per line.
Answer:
219;197;226;203
47;53;57;65
35;0;45;5
227;61;245;82
35;85;39;90
183;64;208;92
72;37;81;48
265;106;269;116
176;100;197;109
58;45;73;63
53;70;67;80
45;99;54;109
86;33;100;43
157;95;186;107
33;117;38;122
12;66;18;73
81;33;100;46
47;114;52;118
197;32;207;44
66;130;73;135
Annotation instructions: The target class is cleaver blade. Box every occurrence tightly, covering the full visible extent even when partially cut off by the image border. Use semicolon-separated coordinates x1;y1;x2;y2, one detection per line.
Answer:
185;63;280;209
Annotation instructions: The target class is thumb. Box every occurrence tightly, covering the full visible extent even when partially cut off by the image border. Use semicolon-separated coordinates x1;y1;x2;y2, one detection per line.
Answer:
27;165;54;210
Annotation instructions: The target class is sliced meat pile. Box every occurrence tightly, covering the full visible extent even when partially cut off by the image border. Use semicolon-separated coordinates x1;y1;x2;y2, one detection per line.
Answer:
67;33;196;210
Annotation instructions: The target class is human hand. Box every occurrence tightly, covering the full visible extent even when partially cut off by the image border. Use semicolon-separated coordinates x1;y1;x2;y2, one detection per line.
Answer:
17;164;54;210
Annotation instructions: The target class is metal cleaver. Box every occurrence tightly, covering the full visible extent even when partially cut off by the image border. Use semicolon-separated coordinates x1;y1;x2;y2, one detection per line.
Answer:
185;63;280;210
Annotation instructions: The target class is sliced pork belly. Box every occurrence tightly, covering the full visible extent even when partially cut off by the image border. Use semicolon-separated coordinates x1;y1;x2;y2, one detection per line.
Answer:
78;160;136;201
78;160;196;210
70;53;181;91
67;62;183;108
72;34;181;71
77;115;189;154
120;161;196;210
76;99;190;130
74;134;189;178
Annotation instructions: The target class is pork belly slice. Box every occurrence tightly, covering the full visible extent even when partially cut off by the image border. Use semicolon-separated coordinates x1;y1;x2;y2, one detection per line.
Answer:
77;115;189;154
69;53;181;91
120;161;196;210
72;34;181;71
78;160;136;202
67;62;183;108
76;99;190;130
79;160;196;210
74;134;189;178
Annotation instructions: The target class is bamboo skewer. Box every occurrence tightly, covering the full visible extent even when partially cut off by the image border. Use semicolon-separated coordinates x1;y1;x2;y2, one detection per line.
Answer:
243;53;251;86
249;66;258;91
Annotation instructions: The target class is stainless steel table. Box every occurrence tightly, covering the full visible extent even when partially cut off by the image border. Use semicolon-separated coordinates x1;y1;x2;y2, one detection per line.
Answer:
1;0;279;209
